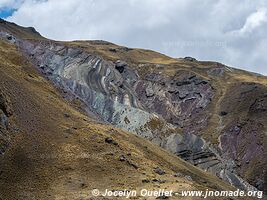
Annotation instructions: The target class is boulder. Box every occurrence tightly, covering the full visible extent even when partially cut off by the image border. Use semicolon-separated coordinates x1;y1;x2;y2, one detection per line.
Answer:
105;137;118;145
184;56;197;62
115;60;127;73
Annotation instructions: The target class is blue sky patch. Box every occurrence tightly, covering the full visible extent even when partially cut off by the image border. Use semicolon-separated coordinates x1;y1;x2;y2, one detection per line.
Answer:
0;8;16;19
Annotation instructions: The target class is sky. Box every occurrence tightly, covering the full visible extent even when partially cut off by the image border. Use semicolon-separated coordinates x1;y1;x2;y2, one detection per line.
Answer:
0;0;267;75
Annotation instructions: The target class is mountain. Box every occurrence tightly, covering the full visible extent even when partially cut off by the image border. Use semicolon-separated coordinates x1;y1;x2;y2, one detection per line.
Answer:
0;19;266;199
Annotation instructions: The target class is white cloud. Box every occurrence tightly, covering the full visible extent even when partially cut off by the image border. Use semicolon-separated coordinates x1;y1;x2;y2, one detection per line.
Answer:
2;0;267;75
238;8;267;34
0;0;24;9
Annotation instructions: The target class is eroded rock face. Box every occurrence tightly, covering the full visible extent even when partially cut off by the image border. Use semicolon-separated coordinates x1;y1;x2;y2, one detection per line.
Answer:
1;34;258;191
216;82;267;191
250;94;267;113
0;32;16;44
218;90;267;192
135;71;212;127
220;122;264;189
207;67;225;77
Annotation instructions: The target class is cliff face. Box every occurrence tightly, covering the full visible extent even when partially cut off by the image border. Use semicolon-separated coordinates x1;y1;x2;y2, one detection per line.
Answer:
0;19;266;195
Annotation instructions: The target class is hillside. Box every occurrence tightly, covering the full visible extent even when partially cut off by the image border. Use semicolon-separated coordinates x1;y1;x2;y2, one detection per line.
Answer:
0;19;266;199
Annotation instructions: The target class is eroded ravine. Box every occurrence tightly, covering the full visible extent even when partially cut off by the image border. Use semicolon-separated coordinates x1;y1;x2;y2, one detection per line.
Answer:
0;32;260;192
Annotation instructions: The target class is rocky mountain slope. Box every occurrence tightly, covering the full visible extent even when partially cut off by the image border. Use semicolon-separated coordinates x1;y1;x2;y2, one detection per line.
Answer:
0;19;266;199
